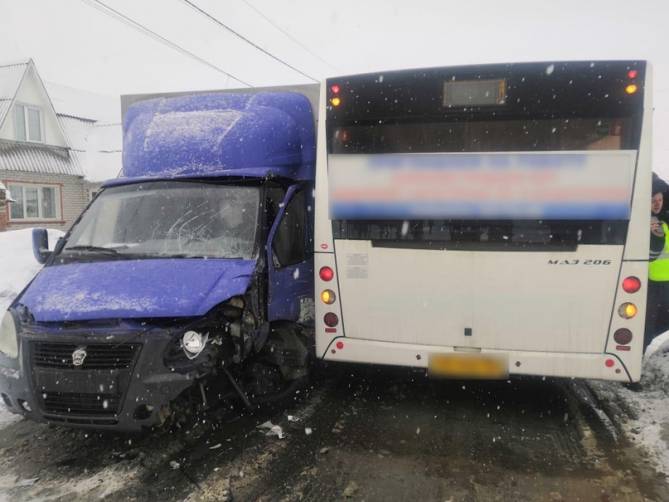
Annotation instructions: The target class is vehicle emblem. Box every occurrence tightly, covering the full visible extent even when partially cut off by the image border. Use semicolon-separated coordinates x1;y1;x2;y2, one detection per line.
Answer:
72;347;87;367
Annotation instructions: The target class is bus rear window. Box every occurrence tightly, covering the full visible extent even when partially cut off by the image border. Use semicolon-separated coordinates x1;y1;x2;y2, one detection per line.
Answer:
333;219;627;249
330;117;631;154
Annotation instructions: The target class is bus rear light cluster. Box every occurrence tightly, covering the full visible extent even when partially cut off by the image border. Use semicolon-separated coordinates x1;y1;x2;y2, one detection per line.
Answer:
330;83;342;107
319;266;334;281
625;84;638;95
622;276;641;293
613;328;633;345
320;289;336;304
618;302;638;319
625;68;639;95
324;312;339;327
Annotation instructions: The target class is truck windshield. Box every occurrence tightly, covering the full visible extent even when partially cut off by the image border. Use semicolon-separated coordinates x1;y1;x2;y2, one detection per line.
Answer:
63;181;260;260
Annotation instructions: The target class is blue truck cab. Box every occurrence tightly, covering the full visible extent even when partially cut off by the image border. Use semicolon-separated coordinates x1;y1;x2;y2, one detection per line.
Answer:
0;88;319;430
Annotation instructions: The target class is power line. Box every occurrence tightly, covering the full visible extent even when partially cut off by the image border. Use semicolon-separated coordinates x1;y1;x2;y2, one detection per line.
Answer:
82;0;251;87
180;0;319;83
239;0;337;72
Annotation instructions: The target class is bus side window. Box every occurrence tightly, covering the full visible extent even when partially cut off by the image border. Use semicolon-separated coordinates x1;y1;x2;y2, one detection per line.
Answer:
272;190;306;267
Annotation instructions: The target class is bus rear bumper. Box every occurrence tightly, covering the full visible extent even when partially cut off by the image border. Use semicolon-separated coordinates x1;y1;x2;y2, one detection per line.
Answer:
320;337;638;382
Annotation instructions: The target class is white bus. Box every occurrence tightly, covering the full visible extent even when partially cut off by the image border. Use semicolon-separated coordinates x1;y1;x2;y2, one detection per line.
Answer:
314;61;652;382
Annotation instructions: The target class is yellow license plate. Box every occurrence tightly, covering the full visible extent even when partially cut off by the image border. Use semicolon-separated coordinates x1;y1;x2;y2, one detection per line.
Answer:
428;353;508;379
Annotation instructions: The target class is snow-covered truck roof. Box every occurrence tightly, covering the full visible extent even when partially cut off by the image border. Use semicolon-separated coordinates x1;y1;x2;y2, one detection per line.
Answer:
108;85;319;186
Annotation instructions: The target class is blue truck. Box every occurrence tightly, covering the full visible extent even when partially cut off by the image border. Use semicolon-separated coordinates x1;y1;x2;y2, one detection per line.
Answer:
0;87;319;430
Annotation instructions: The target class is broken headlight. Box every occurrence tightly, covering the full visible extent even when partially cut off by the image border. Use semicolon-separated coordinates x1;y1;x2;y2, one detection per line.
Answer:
0;310;18;359
181;330;209;359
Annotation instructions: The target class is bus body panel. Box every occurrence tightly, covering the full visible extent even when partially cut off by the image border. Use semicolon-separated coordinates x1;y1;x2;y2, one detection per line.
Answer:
623;63;653;261
333;240;621;353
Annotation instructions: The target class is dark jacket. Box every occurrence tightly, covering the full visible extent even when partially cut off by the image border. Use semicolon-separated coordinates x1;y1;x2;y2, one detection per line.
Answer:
651;173;669;260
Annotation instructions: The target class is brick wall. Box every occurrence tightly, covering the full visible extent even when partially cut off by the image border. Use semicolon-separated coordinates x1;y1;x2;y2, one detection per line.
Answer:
0;170;88;232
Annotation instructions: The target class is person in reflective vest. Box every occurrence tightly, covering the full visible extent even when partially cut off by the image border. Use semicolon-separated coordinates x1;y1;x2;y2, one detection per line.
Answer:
645;175;669;350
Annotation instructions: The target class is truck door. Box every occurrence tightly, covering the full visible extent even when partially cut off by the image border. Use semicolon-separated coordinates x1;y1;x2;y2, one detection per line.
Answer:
267;186;314;323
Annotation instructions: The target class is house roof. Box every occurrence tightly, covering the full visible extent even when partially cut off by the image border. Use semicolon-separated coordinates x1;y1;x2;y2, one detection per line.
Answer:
46;81;121;124
57;115;122;182
0;59;121;181
0;60;29;129
0;139;83;176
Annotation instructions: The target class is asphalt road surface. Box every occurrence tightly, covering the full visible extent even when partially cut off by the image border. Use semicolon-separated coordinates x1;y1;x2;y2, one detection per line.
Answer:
0;364;666;502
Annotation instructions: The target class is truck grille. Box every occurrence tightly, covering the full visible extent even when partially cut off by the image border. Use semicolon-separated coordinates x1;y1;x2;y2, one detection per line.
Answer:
31;342;139;370
42;392;120;416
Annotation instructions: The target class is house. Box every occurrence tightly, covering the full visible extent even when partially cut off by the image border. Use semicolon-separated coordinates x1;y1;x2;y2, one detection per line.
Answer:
0;59;121;232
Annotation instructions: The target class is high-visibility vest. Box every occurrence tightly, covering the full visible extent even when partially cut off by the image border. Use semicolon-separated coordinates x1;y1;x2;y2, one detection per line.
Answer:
649;222;669;282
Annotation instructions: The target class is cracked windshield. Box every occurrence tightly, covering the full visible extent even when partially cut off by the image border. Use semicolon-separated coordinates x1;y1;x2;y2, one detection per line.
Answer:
63;182;260;259
0;1;668;501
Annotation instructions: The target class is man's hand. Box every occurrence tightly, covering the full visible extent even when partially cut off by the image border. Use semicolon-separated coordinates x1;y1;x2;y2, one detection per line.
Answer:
652;217;665;238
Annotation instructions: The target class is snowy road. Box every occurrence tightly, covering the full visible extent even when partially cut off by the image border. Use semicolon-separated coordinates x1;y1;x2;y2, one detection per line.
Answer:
0;365;667;501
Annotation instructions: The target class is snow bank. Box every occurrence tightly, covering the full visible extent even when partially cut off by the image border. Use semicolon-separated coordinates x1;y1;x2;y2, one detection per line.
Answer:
620;350;669;476
646;330;669;359
0;228;63;313
589;339;669;478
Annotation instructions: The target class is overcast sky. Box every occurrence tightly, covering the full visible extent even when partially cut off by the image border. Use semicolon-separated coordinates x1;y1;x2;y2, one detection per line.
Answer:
0;0;668;171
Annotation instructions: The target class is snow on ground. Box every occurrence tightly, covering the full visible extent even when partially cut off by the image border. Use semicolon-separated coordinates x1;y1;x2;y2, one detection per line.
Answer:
0;405;20;429
0;228;63;427
589;331;669;478
0;228;63;313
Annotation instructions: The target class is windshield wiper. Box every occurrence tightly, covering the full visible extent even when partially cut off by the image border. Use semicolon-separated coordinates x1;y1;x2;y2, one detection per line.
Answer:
62;245;122;255
152;253;245;259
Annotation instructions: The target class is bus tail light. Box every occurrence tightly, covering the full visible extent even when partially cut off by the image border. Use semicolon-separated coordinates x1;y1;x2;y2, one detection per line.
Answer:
618;302;638;319
627;69;638;79
613;328;633;345
330;97;342;107
622;276;641;293
625;84;638;95
321;289;336;304
319;266;334;281
324;313;339;327
331;84;341;94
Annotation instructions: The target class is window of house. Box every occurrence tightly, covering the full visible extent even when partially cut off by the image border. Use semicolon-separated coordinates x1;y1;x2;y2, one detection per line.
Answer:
8;183;60;220
14;104;43;142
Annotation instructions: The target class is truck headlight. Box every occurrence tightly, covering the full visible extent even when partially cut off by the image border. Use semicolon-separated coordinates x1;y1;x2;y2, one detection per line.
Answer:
0;311;18;359
181;330;208;359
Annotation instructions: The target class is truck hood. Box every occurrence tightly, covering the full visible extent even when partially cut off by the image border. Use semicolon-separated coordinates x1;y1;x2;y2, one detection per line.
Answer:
18;258;257;322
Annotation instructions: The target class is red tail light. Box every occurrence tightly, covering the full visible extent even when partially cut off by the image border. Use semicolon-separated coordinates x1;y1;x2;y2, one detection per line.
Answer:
324;312;339;327
622;276;641;293
627;69;638;79
330;84;341;94
319;266;334;281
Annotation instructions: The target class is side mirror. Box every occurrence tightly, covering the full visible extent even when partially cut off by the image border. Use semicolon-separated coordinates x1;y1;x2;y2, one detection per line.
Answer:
32;228;50;264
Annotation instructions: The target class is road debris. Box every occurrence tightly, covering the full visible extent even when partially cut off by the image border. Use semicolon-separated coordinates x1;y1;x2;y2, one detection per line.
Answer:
258;420;285;439
15;478;39;487
343;480;359;498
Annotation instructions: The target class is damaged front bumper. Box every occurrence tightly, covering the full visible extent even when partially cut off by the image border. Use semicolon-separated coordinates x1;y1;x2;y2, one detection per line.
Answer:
0;322;198;431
